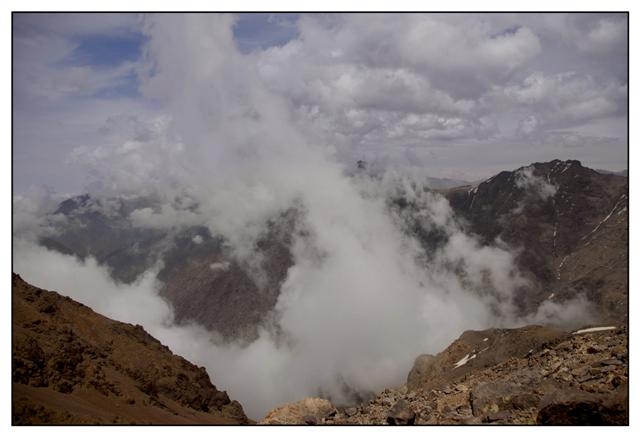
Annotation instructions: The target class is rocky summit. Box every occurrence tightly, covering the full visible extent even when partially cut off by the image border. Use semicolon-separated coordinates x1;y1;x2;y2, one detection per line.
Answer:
12;274;249;425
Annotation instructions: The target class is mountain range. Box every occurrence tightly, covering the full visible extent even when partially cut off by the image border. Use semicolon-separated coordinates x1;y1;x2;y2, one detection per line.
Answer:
14;159;628;424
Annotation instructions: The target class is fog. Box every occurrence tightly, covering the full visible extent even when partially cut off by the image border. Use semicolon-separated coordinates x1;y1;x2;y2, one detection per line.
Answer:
12;15;595;419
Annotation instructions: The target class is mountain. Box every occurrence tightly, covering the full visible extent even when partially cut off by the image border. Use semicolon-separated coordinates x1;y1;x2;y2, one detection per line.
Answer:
38;196;292;340
36;159;628;338
261;324;628;425
12;274;249;425
440;160;628;323
39;194;166;284
13;158;628;425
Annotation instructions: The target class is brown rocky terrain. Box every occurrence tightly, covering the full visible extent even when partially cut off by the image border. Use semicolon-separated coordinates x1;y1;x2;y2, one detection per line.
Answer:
12;273;249;425
261;324;628;425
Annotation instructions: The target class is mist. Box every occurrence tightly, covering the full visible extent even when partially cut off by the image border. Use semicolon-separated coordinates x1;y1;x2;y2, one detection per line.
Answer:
12;14;597;420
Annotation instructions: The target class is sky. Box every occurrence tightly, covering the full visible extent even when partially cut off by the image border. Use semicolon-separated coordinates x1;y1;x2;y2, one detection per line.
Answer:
12;12;628;195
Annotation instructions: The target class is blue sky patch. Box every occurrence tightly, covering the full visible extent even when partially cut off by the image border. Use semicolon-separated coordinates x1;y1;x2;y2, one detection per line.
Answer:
71;32;145;67
233;13;299;53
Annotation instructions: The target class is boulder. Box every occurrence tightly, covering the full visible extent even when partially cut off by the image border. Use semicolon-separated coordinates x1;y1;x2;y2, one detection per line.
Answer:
386;399;416;425
260;397;335;425
406;354;437;391
537;387;628;425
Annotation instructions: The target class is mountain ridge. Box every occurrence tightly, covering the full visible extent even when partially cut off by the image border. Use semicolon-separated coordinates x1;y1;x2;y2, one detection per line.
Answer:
12;273;249;425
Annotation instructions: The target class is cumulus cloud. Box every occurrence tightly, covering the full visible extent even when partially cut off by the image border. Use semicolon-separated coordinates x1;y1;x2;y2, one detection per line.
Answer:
497;72;625;131
13;15;139;104
254;14;540;154
13;13;628;192
576;17;627;54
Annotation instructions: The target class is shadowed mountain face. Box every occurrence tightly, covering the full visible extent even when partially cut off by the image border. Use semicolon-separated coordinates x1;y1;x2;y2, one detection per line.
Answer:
39;197;293;340
37;160;628;339
12;274;249;425
440;160;628;323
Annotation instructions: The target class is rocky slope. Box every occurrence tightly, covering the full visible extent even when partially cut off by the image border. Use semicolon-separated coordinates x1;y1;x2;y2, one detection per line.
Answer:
261;324;628;425
12;274;249;425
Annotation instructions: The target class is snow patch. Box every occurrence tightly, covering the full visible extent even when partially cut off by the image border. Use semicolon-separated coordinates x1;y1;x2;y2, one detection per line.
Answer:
453;353;477;369
573;326;616;335
559;161;573;175
192;235;203;244
209;261;231;272
581;196;626;241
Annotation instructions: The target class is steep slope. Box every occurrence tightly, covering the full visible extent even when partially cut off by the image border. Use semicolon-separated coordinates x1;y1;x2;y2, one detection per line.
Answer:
441;160;628;322
156;209;294;340
12;274;249;425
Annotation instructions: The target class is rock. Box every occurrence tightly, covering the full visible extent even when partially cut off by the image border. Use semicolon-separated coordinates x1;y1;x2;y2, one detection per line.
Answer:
537;389;628;425
303;415;317;425
611;375;624;388
406;354;437;391
345;407;357;417
386;400;416;425
600;359;623;366
260;398;335;425
485;410;511;423
510;392;540;410
380;397;395;406
470;381;513;416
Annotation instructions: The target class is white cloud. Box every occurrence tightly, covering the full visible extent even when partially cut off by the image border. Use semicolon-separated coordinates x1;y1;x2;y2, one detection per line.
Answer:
577;18;627;54
192;234;204;244
515;165;558;200
13;13;628;192
13;17;139;104
129;204;201;230
496;72;625;132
